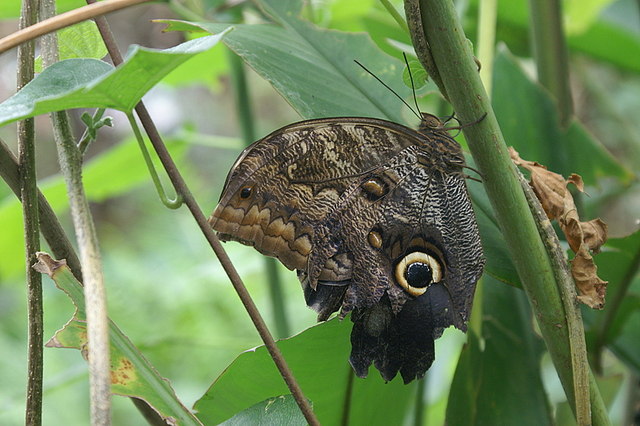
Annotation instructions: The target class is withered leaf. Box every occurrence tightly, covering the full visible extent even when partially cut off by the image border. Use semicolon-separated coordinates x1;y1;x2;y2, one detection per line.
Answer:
509;148;608;309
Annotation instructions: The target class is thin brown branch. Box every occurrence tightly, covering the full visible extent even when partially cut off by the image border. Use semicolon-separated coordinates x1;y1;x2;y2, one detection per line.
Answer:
18;0;43;423
89;5;319;424
0;0;152;55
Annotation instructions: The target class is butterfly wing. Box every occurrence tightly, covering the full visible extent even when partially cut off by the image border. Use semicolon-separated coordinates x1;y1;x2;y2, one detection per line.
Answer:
330;150;484;382
210;117;431;280
209;117;484;383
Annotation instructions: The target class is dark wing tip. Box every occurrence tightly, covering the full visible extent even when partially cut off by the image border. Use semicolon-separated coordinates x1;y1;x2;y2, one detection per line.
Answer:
348;283;456;383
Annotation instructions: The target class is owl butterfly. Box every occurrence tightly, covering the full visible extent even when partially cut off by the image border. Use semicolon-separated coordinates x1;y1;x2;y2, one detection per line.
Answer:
209;112;485;383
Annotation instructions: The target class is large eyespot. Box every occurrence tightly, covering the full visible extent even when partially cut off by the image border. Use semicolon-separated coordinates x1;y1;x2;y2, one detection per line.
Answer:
239;186;253;199
394;251;443;297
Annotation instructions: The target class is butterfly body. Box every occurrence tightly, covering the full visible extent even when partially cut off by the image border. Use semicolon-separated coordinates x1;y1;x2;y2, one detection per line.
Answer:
210;114;484;383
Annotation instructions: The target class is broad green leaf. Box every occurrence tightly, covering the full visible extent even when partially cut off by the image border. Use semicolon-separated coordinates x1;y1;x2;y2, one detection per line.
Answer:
162;0;415;123
35;253;201;425
194;319;413;425
446;277;552;425
0;138;186;278
492;47;631;184
35;21;108;72
219;395;306;426
0;32;230;126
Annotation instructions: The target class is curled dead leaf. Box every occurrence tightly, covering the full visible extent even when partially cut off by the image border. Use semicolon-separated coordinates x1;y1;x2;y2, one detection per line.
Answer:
510;148;608;309
32;252;67;276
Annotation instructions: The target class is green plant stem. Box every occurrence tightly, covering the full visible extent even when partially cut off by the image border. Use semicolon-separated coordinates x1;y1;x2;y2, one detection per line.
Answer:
404;1;609;424
227;49;291;338
476;0;497;93
51;110;113;426
18;0;43;424
127;113;182;209
90;6;318;424
528;0;573;129
516;170;591;425
40;0;112;422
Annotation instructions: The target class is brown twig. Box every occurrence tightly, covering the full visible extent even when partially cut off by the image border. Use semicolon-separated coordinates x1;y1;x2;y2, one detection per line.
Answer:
18;0;43;423
0;0;152;55
88;3;319;424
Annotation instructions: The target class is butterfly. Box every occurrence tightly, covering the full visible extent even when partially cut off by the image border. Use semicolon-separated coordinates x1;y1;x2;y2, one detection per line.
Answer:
209;112;484;383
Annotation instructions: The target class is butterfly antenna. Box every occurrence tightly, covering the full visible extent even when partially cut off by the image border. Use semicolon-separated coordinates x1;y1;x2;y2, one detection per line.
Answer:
354;59;421;120
402;53;422;117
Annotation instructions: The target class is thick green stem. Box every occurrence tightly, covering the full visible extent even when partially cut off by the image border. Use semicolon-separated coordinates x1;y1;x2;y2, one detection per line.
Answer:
528;0;573;129
18;0;43;424
227;49;291;338
404;1;609;424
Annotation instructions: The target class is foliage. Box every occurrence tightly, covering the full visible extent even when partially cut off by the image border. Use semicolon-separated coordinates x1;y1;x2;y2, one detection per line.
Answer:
0;0;638;424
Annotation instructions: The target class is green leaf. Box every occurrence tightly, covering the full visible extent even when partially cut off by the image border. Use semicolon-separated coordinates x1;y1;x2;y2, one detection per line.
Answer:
35;21;108;72
446;277;552;425
492;47;631;183
0;138;186;278
35;253;201;425
0;32;230;126
219;395;306;426
162;0;413;123
194;319;413;425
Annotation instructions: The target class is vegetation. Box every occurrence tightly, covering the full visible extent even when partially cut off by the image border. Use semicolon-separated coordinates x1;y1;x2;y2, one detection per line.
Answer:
0;0;638;424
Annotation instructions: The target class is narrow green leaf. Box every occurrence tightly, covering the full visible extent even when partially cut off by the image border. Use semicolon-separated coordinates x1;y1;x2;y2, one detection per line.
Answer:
194;319;413;425
219;395;306;426
0;32;230;126
35;253;201;425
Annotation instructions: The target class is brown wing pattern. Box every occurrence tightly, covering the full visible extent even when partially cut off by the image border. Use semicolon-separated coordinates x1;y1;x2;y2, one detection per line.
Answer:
209;115;484;383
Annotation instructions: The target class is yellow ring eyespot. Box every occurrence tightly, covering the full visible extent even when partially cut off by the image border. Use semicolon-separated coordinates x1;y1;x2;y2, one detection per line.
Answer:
394;251;443;297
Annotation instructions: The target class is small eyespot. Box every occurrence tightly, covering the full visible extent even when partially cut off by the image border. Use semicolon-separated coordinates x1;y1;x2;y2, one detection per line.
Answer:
367;229;383;249
361;177;387;200
394;251;443;297
239;186;253;199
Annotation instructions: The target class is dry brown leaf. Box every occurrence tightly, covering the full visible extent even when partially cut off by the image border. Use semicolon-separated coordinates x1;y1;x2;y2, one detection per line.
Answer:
509;148;608;309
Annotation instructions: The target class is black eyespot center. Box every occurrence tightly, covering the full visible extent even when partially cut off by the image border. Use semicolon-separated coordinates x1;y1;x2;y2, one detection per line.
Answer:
239;186;253;199
405;262;432;288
